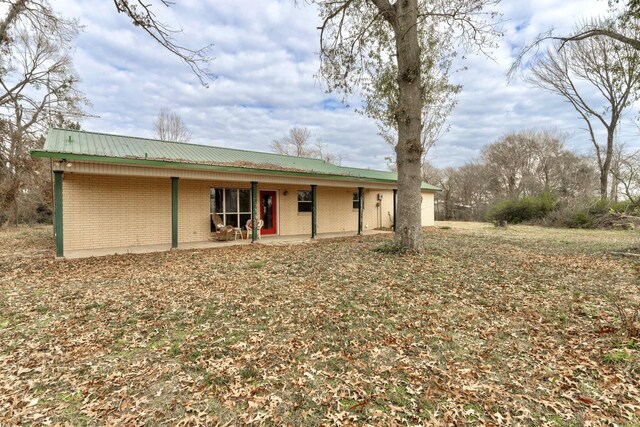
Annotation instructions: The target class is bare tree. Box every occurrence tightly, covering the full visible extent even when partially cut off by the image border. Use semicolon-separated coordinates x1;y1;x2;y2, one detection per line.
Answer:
314;0;500;252
569;0;639;51
481;131;536;199
0;0;77;48
526;35;640;199
609;143;626;202
421;161;439;184
271;127;313;157
153;107;192;143
611;147;640;206
271;126;341;164
433;166;458;220
0;13;86;225
314;139;343;165
480;129;590;199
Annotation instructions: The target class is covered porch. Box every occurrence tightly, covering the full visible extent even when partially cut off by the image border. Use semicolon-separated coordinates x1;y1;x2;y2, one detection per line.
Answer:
52;166;404;258
208;182;389;242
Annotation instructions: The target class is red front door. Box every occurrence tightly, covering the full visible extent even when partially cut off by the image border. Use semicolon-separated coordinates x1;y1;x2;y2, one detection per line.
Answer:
259;191;277;235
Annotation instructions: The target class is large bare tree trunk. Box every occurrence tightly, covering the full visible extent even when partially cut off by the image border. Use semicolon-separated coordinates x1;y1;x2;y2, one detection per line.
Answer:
392;0;424;252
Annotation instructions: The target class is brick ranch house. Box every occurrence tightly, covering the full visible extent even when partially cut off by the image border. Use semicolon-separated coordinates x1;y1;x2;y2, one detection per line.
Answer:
32;129;439;258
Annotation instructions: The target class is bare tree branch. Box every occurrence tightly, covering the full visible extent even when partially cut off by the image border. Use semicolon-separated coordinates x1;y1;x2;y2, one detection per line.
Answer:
112;0;214;86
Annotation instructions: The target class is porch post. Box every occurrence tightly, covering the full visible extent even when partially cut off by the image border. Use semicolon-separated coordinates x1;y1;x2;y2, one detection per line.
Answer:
393;188;397;231
251;181;258;243
311;184;317;239
357;186;364;236
53;170;64;257
171;177;178;249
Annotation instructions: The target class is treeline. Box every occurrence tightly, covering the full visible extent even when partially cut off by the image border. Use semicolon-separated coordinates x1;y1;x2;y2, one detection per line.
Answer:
426;129;639;227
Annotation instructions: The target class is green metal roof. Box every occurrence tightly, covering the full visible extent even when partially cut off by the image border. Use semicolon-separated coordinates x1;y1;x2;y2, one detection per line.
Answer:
32;128;440;191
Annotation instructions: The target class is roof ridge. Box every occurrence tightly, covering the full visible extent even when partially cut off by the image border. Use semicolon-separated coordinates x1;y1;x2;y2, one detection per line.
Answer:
339;164;395;174
51;127;337;165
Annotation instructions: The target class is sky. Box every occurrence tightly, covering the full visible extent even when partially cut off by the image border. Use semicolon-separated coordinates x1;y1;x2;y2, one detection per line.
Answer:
55;0;639;170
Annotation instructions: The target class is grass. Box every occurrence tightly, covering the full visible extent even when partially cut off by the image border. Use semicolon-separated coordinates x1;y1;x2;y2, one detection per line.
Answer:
0;222;639;425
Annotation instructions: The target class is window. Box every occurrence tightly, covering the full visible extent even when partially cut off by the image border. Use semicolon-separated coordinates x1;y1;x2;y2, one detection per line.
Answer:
298;190;312;212
210;188;252;231
353;192;364;210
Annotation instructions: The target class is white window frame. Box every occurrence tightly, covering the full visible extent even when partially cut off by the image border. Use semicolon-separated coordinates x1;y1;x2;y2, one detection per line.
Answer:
210;188;252;228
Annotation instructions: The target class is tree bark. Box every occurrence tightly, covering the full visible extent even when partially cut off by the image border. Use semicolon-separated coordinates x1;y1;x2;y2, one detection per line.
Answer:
600;128;615;199
392;0;424;252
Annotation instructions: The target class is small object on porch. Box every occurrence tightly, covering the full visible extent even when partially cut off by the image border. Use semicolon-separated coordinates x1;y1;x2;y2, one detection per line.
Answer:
212;213;224;228
211;213;235;241
214;224;235;241
246;218;264;240
233;227;243;240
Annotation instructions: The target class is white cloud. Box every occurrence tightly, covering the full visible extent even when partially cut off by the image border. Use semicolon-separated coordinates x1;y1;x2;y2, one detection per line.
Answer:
56;0;638;172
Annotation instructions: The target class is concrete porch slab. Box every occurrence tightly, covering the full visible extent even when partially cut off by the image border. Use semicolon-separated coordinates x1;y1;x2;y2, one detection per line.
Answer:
62;230;391;259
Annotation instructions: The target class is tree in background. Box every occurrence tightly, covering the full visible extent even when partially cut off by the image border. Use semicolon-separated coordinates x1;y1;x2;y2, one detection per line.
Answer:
526;35;640;199
153;107;192;143
427;162;492;220
428;129;598;221
611;147;640;206
271;126;341;164
271;127;313;157
430;166;458;220
0;6;86;226
480;129;594;200
314;0;500;252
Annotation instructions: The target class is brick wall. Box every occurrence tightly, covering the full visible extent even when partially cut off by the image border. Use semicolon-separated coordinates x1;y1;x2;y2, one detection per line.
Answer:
267;185;382;234
63;174;171;251
178;179;216;243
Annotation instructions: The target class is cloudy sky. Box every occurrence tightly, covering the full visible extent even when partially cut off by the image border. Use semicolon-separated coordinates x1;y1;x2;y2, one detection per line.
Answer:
57;0;638;170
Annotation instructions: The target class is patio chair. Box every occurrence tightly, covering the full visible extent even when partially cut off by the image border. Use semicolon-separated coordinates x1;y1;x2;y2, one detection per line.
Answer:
246;218;264;240
211;213;235;241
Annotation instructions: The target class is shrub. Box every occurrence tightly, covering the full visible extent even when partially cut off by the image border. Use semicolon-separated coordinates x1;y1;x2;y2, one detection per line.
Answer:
588;198;610;215
541;206;588;228
588;199;638;216
571;211;594;228
488;192;558;224
610;200;639;215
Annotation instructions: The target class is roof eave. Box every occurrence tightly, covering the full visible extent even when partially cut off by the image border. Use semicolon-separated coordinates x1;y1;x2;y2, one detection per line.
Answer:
31;150;408;186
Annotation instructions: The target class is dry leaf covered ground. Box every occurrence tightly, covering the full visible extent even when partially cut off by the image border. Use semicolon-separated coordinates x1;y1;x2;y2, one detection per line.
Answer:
0;223;639;426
